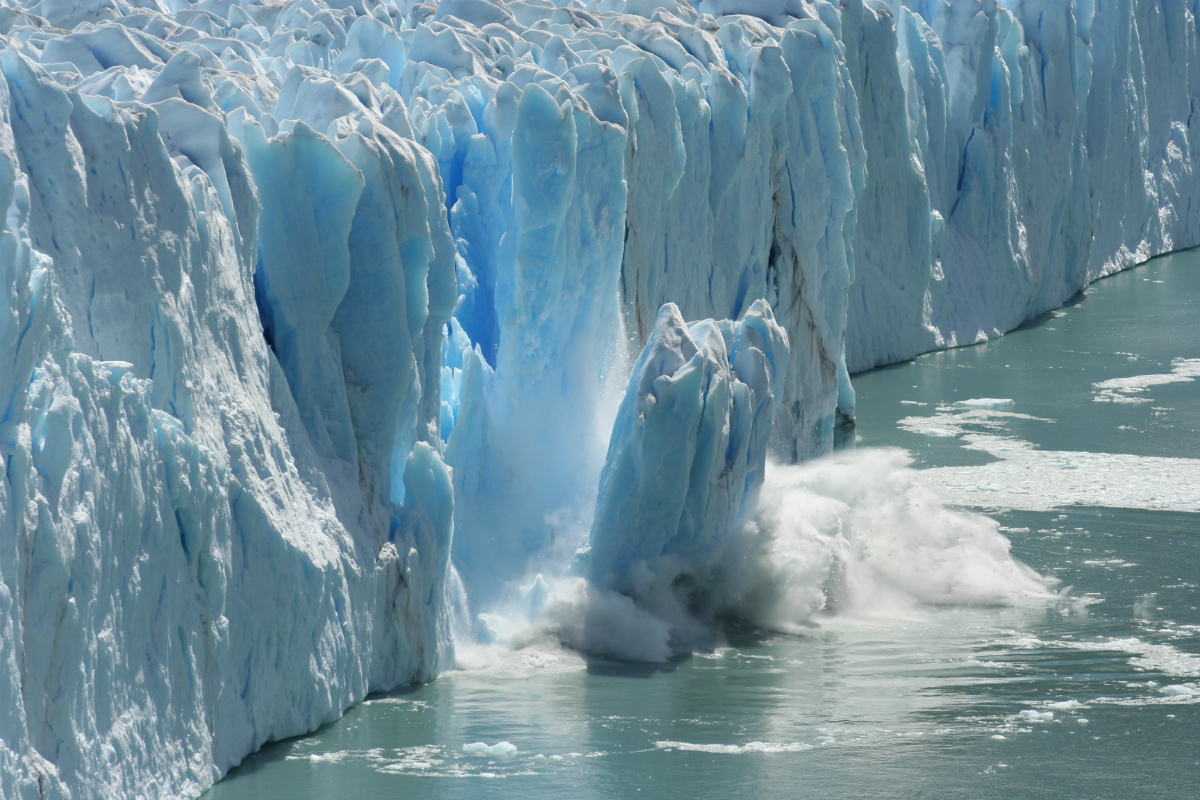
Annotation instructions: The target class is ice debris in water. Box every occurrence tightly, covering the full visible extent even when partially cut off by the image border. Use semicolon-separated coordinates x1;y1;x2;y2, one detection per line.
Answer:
656;741;815;754
463;742;518;756
1046;700;1084;710
955;398;1015;407
1018;710;1055;722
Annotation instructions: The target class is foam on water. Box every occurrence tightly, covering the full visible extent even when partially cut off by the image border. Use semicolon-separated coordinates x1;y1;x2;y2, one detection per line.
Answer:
1010;635;1200;679
285;743;544;779
740;449;1053;624
654;741;817;754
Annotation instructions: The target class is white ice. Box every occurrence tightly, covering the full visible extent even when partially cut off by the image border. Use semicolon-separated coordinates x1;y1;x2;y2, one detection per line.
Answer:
463;741;518;755
902;405;1200;512
2;0;1200;797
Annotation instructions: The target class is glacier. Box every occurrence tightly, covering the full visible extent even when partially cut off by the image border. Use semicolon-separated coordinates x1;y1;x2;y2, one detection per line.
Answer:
0;0;1198;796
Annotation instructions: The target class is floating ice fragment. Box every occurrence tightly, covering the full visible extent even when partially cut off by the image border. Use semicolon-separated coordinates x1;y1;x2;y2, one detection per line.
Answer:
1046;700;1084;710
955;398;1015;407
1018;710;1054;722
463;742;518;756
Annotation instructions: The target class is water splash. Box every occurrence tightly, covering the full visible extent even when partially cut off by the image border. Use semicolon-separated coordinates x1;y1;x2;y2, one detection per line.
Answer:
457;448;1054;663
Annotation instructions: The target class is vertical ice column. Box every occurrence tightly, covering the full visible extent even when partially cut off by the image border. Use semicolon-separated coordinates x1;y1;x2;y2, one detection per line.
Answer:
445;79;519;367
1002;0;1093;315
241;120;365;465
768;22;865;460
616;54;690;343
842;1;937;372
0;66;50;798
380;441;457;682
585;300;788;603
239;113;456;504
331;117;457;505
447;82;629;605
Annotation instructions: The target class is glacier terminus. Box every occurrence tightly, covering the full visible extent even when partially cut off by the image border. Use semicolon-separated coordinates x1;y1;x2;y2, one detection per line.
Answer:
0;0;1198;797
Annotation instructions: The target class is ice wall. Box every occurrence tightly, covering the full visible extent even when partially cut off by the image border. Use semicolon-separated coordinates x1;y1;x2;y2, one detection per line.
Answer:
2;0;1200;797
845;0;1200;370
0;20;456;800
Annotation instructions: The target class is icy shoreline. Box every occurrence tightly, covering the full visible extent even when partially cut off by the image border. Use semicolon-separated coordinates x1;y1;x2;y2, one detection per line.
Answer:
1;1;1199;797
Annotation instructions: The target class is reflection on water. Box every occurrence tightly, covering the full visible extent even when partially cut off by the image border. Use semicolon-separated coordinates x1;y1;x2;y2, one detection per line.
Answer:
205;252;1200;800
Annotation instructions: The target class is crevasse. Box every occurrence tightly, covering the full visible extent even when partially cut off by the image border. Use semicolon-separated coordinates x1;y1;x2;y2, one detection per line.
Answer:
0;0;1197;797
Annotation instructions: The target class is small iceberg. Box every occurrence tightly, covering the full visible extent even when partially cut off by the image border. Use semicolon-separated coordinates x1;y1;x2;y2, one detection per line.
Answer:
1018;710;1054;722
463;742;518;756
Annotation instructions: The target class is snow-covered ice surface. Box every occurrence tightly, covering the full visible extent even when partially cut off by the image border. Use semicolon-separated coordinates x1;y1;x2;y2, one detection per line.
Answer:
2;0;1200;797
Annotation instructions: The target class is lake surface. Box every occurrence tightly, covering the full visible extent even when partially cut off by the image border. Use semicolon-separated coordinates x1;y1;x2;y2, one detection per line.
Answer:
204;251;1199;800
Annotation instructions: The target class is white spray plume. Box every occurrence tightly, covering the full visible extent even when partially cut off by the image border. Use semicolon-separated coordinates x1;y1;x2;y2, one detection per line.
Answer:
456;448;1055;664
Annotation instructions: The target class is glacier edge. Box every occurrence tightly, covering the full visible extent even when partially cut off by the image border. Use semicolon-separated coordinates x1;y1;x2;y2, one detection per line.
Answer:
1;0;1199;797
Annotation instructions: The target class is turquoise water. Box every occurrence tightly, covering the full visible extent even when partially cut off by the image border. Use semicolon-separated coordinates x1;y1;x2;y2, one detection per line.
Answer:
204;252;1199;800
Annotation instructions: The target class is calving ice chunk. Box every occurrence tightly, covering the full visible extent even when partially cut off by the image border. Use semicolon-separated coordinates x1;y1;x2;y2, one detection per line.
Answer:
1;0;1199;798
585;301;789;604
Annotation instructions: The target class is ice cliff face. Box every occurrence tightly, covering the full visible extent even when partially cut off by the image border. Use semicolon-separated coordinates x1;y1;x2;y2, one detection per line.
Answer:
0;34;457;800
845;0;1200;371
0;0;1198;797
